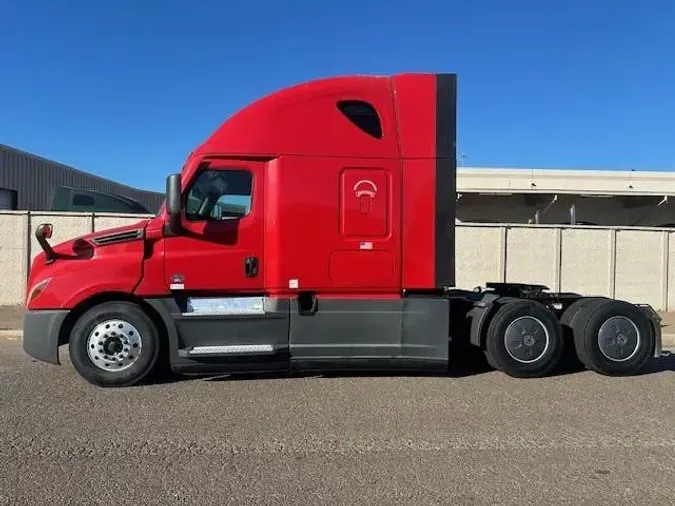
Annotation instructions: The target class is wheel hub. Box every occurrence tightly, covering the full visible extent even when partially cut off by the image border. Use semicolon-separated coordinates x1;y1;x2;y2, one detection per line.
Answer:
598;316;640;362
504;316;550;364
86;319;143;371
103;337;123;355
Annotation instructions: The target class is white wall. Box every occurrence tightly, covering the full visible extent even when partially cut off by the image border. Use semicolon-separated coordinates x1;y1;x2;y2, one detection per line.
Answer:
0;211;151;305
457;223;673;310
1;211;673;310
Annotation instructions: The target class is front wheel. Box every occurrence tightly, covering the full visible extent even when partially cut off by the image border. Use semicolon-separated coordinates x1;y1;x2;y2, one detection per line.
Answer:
484;300;565;378
68;301;161;387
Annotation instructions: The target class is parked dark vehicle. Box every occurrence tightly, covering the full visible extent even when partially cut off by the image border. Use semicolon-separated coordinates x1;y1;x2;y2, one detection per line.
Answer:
50;185;151;214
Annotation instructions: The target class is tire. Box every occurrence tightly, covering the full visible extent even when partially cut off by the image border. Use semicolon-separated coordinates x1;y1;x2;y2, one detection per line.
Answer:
484;300;564;378
68;301;161;387
571;299;654;376
559;297;607;370
560;297;608;328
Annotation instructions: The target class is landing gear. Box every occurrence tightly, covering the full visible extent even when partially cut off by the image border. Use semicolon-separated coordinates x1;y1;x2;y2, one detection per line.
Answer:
69;301;161;387
565;299;655;376
483;300;565;378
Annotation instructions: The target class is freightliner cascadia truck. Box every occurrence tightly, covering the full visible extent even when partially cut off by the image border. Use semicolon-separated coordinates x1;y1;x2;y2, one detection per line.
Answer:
22;73;663;387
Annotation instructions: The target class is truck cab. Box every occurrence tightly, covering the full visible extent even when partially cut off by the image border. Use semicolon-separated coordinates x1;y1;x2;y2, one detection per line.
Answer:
22;73;662;387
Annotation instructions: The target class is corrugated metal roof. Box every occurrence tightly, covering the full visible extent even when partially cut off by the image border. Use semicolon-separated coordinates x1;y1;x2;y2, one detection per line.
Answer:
0;144;164;212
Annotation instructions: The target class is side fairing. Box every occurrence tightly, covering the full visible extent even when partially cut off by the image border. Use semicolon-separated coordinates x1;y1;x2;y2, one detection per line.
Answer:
394;73;457;290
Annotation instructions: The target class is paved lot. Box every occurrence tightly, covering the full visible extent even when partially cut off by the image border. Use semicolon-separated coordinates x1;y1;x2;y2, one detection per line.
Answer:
0;306;24;330
1;339;674;505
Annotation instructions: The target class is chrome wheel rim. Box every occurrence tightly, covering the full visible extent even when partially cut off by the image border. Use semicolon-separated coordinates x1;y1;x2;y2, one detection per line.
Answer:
86;319;142;371
598;316;641;362
504;316;550;364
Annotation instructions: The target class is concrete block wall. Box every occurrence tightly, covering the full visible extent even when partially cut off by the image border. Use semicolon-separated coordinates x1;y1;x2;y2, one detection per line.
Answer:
0;211;152;305
0;212;673;310
457;223;674;310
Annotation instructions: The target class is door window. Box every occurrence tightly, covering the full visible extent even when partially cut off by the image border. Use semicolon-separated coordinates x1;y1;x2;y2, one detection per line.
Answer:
185;169;253;221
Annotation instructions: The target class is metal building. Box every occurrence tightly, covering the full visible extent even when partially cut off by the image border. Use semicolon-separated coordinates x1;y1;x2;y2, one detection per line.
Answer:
0;144;164;213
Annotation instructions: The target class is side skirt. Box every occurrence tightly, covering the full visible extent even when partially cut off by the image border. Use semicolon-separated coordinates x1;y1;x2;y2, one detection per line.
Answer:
147;295;290;375
289;295;450;374
147;294;450;376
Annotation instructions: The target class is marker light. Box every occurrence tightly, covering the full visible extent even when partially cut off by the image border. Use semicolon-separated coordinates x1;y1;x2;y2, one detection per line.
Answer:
27;278;51;305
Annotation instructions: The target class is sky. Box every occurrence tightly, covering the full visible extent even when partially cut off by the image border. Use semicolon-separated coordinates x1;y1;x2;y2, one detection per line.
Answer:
1;0;674;192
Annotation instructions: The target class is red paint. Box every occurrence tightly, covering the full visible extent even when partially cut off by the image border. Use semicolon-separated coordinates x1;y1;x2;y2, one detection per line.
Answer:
340;168;389;238
401;159;436;288
133;217;168;297
26;231;146;310
261;155;401;295
25;73;453;310
194;76;399;161
392;74;438;289
391;74;436;159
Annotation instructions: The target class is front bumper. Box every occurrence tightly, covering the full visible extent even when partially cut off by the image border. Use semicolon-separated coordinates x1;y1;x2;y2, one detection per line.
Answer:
22;310;69;365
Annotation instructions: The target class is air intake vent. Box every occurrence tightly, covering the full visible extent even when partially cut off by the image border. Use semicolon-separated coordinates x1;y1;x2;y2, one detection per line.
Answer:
91;228;144;246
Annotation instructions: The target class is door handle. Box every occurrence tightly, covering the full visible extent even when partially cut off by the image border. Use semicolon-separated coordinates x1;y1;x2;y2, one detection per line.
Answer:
244;256;259;278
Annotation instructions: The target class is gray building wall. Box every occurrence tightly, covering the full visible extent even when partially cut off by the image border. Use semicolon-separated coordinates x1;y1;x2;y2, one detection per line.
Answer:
0;144;164;213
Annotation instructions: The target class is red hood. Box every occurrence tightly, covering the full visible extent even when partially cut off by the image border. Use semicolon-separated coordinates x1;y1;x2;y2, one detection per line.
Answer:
26;218;155;309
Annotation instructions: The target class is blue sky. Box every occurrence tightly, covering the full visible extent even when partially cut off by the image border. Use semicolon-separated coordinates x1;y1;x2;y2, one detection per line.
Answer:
1;0;674;191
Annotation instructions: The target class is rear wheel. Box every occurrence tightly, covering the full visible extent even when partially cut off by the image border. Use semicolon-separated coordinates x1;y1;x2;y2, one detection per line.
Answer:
559;297;607;370
68;301;161;387
571;299;655;376
484;300;564;378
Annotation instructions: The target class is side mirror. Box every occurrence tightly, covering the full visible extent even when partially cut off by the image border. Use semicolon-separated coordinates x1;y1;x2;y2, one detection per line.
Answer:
165;173;182;234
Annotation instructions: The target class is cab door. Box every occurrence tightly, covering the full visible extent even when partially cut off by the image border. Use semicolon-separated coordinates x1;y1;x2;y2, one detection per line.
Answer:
163;160;264;293
162;160;289;367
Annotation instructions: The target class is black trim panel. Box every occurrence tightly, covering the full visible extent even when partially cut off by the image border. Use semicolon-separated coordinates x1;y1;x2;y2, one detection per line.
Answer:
145;298;182;360
401;296;449;362
289;298;402;361
22;309;69;365
290;296;450;372
291;358;446;374
435;73;457;288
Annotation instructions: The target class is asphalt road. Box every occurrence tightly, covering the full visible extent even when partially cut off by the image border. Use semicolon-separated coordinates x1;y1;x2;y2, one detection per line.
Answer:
1;339;675;506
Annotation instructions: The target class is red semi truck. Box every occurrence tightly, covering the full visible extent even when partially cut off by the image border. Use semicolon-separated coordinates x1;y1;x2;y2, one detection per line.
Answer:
23;73;662;387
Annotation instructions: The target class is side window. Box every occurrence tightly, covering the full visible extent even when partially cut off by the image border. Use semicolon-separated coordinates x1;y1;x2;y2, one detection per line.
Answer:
72;193;95;207
337;100;382;139
185;169;253;221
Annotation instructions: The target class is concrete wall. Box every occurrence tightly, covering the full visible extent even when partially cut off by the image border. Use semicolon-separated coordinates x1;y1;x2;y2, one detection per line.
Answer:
457;223;673;310
1;211;673;310
0;211;151;305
